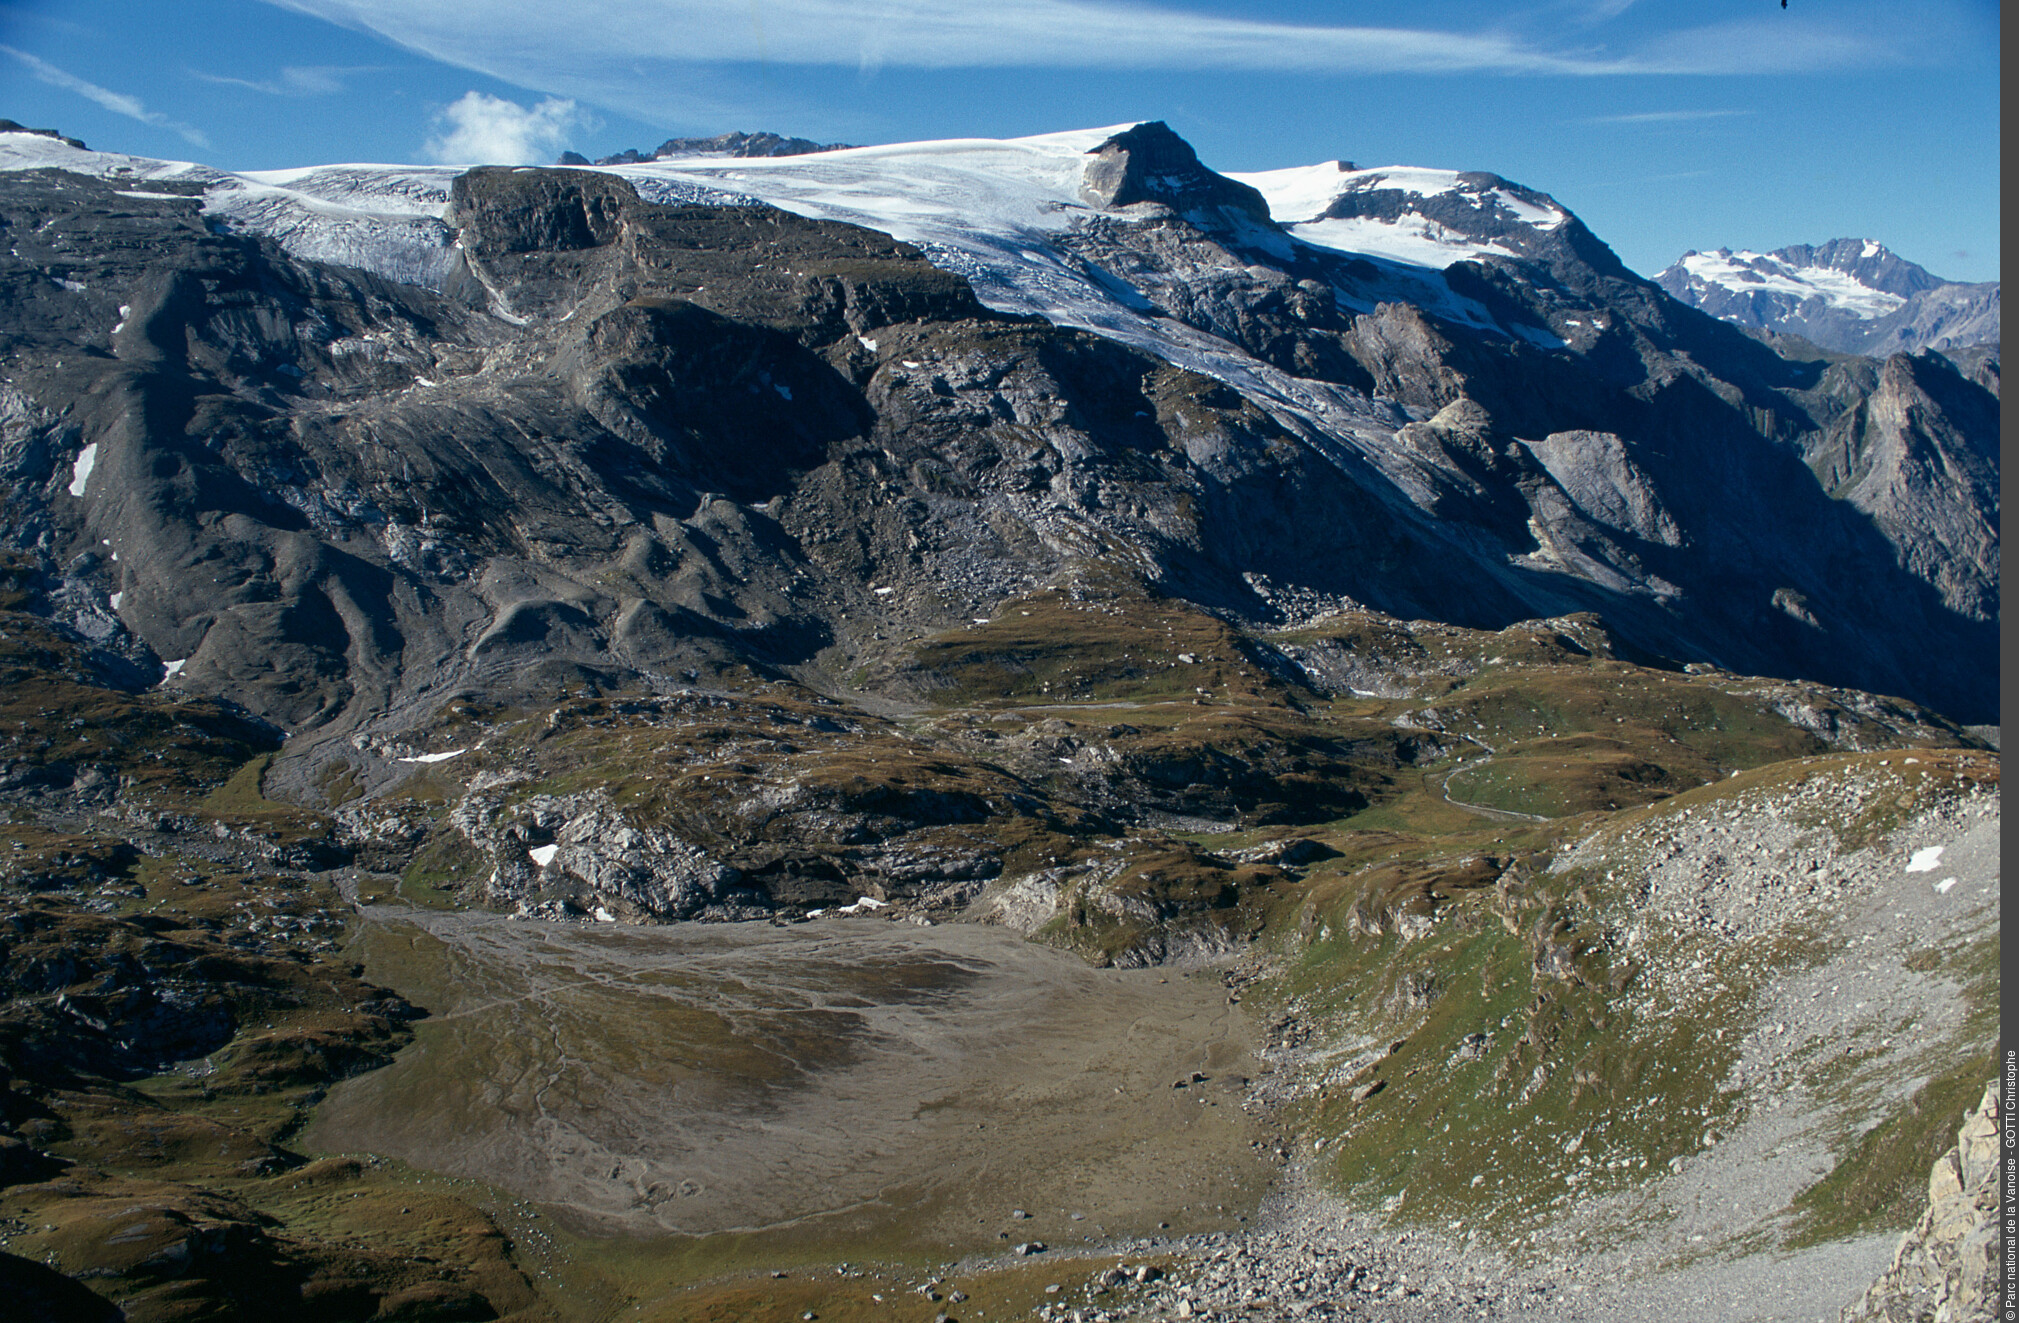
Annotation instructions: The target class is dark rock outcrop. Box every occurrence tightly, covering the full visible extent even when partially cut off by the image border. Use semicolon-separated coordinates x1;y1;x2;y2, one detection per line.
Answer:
446;165;635;253
1080;121;1272;224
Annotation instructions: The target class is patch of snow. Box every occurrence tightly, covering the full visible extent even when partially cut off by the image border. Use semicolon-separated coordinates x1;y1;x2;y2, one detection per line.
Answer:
160;659;186;682
1509;321;1569;350
397;748;466;764
607;125;1123;256
1231;162;1568;238
873;585;896;596
1934;877;1958;894
528;844;559;867
835;895;889;915
1285;214;1523;270
68;443;97;497
773;382;792;400
108;592;123;611
1491;188;1563;229
206;170;462;289
1224;161;1357;223
0;129;218;187
1904;845;1945;873
593;906;616;923
856;335;879;351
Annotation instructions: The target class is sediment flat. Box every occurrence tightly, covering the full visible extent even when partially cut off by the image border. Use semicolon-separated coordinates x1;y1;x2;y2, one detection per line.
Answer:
306;910;1274;1254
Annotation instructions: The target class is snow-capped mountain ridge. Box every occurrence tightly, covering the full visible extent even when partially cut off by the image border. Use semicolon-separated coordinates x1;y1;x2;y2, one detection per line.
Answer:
1230;161;1571;270
0;120;1998;725
1655;239;1998;356
577;129;853;166
0;121;1585;336
1671;247;1906;319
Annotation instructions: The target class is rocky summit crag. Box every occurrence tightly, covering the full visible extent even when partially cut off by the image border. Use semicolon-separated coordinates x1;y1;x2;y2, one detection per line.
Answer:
0;119;2000;1322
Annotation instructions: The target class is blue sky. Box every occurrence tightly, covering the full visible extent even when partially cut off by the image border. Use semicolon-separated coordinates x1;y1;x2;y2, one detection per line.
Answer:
0;0;2000;282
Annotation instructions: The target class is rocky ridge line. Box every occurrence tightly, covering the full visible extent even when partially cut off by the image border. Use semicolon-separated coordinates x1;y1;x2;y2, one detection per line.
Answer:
562;129;855;167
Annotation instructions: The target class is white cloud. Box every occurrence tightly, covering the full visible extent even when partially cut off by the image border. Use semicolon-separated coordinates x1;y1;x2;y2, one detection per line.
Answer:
1;44;210;145
1584;108;1753;124
422;90;585;164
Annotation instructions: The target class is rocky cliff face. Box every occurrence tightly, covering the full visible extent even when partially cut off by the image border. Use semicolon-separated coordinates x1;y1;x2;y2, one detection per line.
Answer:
1841;1081;2000;1323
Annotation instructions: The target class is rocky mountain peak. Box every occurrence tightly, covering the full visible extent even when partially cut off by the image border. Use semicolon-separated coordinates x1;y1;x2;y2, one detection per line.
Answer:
1079;121;1273;224
1657;240;1999;355
445;165;638;254
1316;169;1559;235
1770;238;1945;298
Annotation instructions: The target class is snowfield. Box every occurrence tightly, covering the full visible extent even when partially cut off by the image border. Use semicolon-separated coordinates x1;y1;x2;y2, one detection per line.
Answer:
1233;162;1568;227
0;122;1579;342
1673;248;1907;320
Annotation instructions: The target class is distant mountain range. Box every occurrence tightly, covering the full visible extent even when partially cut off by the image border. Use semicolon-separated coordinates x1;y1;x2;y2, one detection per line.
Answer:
560;130;853;167
1654;239;1999;356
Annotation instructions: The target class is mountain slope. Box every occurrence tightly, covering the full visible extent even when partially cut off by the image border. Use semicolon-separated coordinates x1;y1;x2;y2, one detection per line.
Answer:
0;121;1998;726
1655;239;2000;356
0;119;1999;1323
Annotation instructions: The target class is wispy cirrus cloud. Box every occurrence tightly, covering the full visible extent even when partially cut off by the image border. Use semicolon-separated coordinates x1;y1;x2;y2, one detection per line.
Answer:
1584;108;1754;124
255;0;1914;83
189;65;376;96
0;44;210;145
